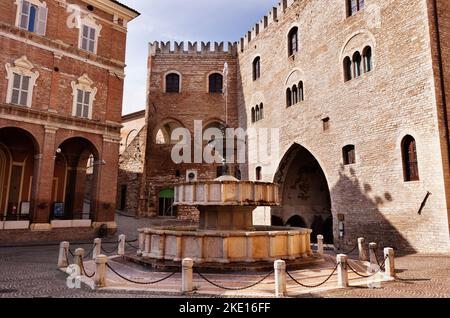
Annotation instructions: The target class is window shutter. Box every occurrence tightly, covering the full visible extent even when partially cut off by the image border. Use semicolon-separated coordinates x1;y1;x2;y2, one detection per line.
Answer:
36;6;47;36
19;0;30;29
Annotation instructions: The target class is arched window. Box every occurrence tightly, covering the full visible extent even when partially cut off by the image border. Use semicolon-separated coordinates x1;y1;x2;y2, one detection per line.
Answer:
402;136;419;181
343;145;356;165
208;73;223;93
353;51;362;78
363;46;372;73
259;103;264;120
347;0;365;17
256;166;262;181
292;85;298;104
253;57;261;80
251;107;256;123
286;88;292;107
255;105;260;122
165;73;180;93
299;81;304;101
343;57;352;82
288;27;298;56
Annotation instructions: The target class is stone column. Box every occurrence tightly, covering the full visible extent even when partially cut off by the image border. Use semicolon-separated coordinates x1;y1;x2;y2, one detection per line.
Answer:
358;237;368;261
57;241;70;268
337;254;349;288
92;136;120;231
94;254;108;288
369;242;378;267
384;248;395;280
182;258;194;293
93;238;101;260
118;234;126;256
274;260;287;298
306;231;312;255
31;126;57;228
137;229;145;256
143;230;151;258
74;248;85;275
317;235;324;255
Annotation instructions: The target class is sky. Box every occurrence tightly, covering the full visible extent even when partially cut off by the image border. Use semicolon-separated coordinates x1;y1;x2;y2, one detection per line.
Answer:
119;0;276;115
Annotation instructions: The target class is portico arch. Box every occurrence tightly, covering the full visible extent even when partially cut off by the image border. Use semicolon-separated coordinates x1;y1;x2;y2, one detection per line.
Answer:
273;143;334;243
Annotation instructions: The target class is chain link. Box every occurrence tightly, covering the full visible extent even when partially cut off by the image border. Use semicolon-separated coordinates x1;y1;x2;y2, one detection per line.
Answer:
79;256;95;278
125;241;139;250
195;269;273;291
106;263;177;285
101;245;117;254
287;263;338;288
339;244;358;255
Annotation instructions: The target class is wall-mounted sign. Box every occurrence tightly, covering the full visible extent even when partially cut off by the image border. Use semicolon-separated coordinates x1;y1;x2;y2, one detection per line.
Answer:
20;202;30;216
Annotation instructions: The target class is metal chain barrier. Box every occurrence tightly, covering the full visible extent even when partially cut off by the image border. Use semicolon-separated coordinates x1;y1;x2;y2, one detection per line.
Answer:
83;243;96;259
374;252;387;270
125;241;139;250
340;244;358;255
347;255;388;278
286;263;339;288
106;263;177;285
195;269;274;291
101;245;117;255
79;256;95;278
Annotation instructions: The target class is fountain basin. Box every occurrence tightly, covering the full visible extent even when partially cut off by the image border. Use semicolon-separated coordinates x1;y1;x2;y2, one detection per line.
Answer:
139;226;312;264
174;180;279;206
174;180;280;231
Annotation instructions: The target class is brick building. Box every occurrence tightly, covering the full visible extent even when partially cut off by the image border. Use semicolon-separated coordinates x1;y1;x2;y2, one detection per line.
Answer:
117;109;146;215
130;0;450;253
0;0;139;242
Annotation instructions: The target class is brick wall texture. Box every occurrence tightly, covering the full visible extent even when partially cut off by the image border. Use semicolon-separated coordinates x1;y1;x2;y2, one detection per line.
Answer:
135;0;450;253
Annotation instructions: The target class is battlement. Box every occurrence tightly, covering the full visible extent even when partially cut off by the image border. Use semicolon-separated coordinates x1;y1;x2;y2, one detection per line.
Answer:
239;0;299;53
149;41;238;56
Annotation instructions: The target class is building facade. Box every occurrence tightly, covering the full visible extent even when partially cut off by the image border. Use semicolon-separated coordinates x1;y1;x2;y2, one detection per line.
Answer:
132;0;450;253
0;0;139;242
139;42;240;220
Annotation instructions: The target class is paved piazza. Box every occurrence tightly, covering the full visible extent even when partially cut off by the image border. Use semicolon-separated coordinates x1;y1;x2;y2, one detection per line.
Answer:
0;214;448;298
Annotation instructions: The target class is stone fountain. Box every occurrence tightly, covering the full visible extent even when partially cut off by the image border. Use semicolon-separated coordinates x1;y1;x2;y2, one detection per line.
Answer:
136;175;313;266
134;62;314;268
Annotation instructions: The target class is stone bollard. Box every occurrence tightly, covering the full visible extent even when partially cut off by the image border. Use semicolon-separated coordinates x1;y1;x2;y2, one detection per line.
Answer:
317;235;324;255
57;241;70;268
118;234;126;256
182;258;194;293
94;254;108;288
143;230;151;258
358;237;368;261
74;248;85;275
337;254;349;288
137;229;145;256
274;260;287;298
384;248;395;280
93;238;101;260
369;242;378;267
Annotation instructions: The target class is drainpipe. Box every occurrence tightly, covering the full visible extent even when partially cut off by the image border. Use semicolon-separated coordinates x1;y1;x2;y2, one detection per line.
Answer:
432;0;450;167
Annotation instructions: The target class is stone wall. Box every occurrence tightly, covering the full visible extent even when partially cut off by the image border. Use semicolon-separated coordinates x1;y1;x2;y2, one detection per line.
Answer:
237;0;450;253
117;126;146;215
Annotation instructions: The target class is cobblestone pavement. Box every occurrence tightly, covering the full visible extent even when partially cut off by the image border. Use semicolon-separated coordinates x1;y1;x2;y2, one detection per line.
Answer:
0;214;449;298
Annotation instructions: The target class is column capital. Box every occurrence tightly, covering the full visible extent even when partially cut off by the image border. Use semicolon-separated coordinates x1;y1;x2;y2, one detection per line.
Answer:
44;125;59;134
